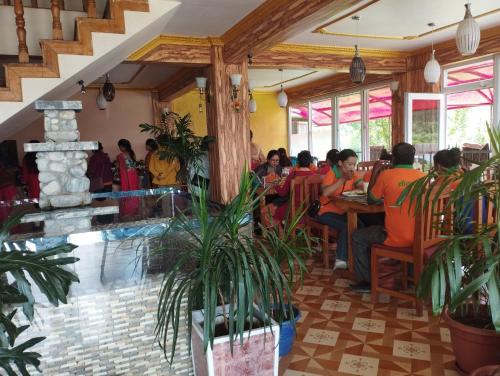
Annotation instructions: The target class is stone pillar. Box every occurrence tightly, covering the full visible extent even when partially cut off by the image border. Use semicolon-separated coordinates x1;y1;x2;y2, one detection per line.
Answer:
205;46;250;204
25;100;97;209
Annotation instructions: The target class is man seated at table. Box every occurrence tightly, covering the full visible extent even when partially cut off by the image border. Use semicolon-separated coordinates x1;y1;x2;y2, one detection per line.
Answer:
350;142;426;293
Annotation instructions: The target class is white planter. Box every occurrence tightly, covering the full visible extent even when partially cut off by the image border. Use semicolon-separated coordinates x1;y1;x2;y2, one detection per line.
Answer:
191;306;280;376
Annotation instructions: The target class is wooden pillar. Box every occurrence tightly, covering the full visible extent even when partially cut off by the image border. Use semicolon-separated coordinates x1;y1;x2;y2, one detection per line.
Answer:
206;45;250;204
86;0;96;18
31;0;38;7
13;0;29;63
391;53;441;147
50;0;63;40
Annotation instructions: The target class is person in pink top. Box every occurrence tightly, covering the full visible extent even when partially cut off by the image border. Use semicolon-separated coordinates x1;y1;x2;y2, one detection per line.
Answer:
116;139;139;216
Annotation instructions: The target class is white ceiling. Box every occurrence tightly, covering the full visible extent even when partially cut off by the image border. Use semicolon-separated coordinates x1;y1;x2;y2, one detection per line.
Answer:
287;0;500;51
249;69;335;92
161;0;265;36
91;63;182;88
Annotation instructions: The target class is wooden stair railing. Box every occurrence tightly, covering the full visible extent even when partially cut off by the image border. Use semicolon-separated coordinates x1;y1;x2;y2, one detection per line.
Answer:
0;0;149;102
14;0;29;63
50;0;64;40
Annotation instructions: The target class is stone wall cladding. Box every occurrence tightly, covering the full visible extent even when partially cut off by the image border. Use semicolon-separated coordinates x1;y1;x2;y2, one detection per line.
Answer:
26;100;96;209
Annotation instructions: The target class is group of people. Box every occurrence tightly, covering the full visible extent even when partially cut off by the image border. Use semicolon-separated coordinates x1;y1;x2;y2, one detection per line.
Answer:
251;131;464;293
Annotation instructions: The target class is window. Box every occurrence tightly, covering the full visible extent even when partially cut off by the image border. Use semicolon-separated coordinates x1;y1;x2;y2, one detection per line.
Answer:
288;85;392;161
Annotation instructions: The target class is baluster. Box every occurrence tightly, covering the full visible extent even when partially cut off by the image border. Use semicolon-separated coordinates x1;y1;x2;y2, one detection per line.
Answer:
59;0;65;10
86;0;96;17
31;0;38;7
14;0;29;63
50;0;63;40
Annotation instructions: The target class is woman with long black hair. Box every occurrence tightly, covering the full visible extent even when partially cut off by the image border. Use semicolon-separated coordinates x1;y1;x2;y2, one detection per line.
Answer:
116;139;139;192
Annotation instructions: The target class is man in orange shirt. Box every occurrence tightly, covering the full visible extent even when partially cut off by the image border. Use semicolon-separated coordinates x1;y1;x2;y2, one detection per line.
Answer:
351;143;425;293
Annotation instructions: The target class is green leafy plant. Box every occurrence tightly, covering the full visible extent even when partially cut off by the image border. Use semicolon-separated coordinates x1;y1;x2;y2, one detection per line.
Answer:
154;169;313;364
399;123;500;332
139;112;214;185
0;213;80;375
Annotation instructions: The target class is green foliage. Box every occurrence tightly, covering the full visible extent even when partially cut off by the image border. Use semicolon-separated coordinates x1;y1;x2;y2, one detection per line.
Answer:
139;112;214;184
155;168;313;364
399;123;500;332
0;212;79;375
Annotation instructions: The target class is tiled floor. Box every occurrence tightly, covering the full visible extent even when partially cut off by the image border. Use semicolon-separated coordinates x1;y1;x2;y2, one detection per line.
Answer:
280;258;459;376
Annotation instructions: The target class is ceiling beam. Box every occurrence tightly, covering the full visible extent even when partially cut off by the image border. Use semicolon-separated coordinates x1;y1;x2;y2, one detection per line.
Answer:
252;44;407;72
157;67;204;102
286;73;389;103
221;0;364;63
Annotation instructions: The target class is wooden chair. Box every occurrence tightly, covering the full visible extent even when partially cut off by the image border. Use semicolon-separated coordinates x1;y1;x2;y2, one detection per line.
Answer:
303;175;338;268
371;190;452;315
289;175;309;238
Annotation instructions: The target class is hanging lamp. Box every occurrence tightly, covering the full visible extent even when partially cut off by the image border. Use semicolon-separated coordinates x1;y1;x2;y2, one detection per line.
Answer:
424;23;441;84
248;80;257;113
96;88;107;110
102;73;115;102
349;16;366;84
277;69;287;108
456;2;480;56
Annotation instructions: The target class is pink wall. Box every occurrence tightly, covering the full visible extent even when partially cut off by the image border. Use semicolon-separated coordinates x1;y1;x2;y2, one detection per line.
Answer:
9;88;155;163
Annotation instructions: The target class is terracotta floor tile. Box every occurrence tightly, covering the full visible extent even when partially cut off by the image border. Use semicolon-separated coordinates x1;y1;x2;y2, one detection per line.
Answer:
282;257;457;376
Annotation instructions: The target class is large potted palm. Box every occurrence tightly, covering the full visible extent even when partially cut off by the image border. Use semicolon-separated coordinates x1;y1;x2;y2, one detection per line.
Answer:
139;111;214;185
0;213;79;374
154;169;312;375
400;124;500;374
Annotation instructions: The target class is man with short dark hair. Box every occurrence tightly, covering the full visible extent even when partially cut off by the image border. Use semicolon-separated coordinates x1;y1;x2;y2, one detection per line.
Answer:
350;142;425;293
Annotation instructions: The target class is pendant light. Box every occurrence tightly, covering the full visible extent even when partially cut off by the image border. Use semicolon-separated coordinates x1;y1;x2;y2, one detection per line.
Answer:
96;88;107;110
277;69;287;108
424;22;441;84
349;16;366;84
456;2;480;56
102;73;115;102
248;80;257;113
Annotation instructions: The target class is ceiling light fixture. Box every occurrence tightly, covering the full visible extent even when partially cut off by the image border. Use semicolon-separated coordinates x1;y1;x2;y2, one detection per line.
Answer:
230;73;242;112
77;79;86;94
248;80;256;113
96;88;107;110
277;69;288;108
349;16;366;84
195;76;208;112
424;22;441;84
456;2;480;56
102;73;115;102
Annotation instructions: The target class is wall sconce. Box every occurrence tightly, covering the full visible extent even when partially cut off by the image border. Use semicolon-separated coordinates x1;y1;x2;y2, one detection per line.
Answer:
102;73;115;102
230;73;242;111
195;76;209;112
390;80;400;98
77;80;86;94
161;106;170;115
248;80;256;113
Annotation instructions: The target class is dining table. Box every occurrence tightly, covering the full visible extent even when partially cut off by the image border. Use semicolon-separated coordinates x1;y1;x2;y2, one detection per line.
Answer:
331;194;384;275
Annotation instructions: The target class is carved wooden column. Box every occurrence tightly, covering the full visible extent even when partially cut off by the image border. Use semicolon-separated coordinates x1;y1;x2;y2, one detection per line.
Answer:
86;0;96;18
14;0;29;63
50;0;63;40
206;45;250;204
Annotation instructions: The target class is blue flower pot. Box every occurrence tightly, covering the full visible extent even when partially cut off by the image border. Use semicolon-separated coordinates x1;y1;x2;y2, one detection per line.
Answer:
278;305;301;357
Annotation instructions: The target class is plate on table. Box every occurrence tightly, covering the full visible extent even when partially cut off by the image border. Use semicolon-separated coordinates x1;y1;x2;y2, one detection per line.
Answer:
342;190;365;197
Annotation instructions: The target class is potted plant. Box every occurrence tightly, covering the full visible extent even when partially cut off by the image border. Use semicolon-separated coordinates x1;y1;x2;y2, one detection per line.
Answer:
400;124;500;374
154;169;312;374
139;111;214;185
0;213;79;374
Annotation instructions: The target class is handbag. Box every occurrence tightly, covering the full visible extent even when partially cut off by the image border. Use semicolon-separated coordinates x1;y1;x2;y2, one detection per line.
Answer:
307;199;321;217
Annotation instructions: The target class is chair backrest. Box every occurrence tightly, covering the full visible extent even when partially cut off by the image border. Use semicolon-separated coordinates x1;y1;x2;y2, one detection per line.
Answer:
290;175;308;219
357;161;377;171
414;190;453;251
303;175;323;207
475;191;496;227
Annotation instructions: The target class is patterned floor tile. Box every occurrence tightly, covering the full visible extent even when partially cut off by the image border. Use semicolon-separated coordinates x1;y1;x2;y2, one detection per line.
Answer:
320;299;351;312
396;307;429;322
296;286;324;296
352;317;386;334
392;340;431;361
303;328;340;346
338;354;379;376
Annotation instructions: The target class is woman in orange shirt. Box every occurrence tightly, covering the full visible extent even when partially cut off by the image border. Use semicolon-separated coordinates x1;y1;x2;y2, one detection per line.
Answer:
315;149;363;270
254;150;282;183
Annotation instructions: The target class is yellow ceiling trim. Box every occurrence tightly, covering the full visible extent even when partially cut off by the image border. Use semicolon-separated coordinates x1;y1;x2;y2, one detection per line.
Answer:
316;8;500;41
271;43;407;58
128;35;221;61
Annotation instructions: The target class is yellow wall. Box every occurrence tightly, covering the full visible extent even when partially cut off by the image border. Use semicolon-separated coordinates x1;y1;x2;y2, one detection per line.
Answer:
172;90;288;156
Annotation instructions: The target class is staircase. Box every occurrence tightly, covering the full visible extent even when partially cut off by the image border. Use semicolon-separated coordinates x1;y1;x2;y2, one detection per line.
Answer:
0;0;180;137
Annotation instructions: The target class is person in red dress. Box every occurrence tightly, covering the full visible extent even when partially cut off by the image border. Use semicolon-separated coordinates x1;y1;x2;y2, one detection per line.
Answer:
116;139;139;216
21;140;40;200
0;159;18;223
261;150;315;226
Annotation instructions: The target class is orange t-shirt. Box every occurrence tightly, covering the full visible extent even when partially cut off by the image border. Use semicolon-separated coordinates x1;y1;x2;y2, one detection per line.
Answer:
319;166;363;215
363;170;372;183
370;165;426;247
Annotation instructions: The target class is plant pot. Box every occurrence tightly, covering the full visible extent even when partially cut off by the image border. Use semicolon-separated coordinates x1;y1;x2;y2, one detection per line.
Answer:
470;365;500;376
191;306;280;376
277;305;301;357
444;309;500;374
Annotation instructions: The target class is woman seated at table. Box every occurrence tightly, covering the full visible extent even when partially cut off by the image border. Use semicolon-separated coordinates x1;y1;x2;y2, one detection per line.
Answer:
255;150;283;183
319;149;339;175
278;147;293;167
261;150;315;227
434;147;462;187
315;149;363;270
